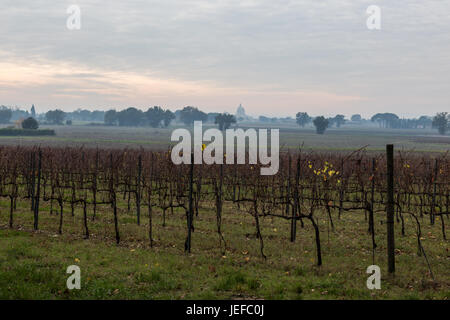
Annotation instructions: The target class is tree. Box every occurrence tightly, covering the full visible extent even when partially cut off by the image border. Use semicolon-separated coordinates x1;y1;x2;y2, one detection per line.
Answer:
11;109;29;121
144;107;174;127
259;116;270;123
207;112;220;123
71;109;92;121
31;104;36;118
313;116;329;134
296;112;311;127
432;112;449;135
45;109;66;125
417;115;432;129
179;106;207;125
145;106;165;127
0;107;12;124
117;107;144;126
333;114;346;128
163;110;175;127
68;109;105;122
327;117;335;127
91;110;106;122
371;113;399;128
22;117;39;129
215;113;236;130
351;114;362;122
104;110;118;125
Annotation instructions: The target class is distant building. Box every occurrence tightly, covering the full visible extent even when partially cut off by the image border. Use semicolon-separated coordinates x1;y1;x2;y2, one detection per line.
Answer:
235;104;252;121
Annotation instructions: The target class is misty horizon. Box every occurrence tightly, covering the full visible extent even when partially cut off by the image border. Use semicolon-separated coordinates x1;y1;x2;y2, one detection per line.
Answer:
0;103;443;121
1;1;449;119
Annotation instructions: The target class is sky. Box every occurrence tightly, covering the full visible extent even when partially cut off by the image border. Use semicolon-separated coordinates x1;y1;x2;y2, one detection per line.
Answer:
0;0;449;118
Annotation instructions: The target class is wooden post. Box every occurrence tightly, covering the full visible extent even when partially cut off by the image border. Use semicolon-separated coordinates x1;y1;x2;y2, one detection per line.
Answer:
216;163;225;253
110;153;120;244
33;149;42;231
148;152;154;248
9;196;14;228
386;144;395;274
83;200;89;239
186;153;194;253
286;154;291;217
291;155;299;242
369;157;377;264
136;154;142;225
338;158;344;219
92;149;98;221
30;152;35;211
430;159;438;225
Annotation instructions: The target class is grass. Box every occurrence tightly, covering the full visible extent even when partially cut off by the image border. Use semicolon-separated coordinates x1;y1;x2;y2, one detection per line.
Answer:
0;124;448;152
0;197;449;300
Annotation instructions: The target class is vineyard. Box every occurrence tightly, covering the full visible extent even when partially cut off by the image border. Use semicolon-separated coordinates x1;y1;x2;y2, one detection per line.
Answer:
0;145;448;281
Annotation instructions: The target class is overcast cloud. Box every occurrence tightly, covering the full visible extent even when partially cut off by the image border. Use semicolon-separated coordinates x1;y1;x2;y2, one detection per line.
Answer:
0;0;449;117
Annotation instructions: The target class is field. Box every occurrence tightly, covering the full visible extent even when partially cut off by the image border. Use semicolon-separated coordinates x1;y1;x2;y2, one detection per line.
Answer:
0;124;449;300
0;123;448;152
1;202;449;300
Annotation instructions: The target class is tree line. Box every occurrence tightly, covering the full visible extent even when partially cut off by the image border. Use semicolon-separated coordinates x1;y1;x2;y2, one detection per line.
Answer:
104;106;236;129
0;105;237;130
295;112;450;135
0;105;448;135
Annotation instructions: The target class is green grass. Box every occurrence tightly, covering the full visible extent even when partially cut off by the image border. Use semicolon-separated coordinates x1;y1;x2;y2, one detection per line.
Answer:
0;198;448;300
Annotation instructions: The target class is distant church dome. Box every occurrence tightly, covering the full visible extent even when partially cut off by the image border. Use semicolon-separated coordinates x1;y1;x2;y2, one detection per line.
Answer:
236;104;247;119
